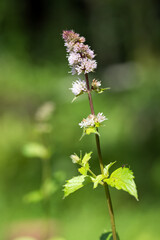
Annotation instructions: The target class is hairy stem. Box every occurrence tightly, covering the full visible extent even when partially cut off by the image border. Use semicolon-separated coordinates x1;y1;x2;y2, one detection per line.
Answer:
85;73;117;240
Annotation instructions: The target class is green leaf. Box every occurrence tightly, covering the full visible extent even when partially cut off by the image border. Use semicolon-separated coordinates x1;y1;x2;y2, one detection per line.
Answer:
92;174;104;188
94;87;110;94
104;167;138;200
104;161;116;177
22;142;49;159
80;127;100;140
82;152;92;165
63;175;91;198
78;166;87;175
100;231;120;240
85;127;100;136
72;91;85;102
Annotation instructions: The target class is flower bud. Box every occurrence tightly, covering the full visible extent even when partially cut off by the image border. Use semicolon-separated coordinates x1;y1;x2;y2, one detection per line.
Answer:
70;154;80;164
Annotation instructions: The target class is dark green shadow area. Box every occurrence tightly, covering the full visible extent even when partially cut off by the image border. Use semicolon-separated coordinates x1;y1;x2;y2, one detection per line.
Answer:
100;232;120;240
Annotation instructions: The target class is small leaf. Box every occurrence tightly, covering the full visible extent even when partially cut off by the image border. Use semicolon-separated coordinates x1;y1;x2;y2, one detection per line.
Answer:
104;161;116;177
82;152;92;165
85;127;100;136
80;127;100;140
78;163;90;175
93;87;110;94
104;167;138;200
92;174;104;188
22;142;49;159
78;166;87;175
98;87;110;93
63;175;91;198
100;231;120;240
72;91;84;102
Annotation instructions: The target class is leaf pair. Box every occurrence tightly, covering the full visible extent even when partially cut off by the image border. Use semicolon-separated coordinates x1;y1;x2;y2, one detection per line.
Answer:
63;153;138;200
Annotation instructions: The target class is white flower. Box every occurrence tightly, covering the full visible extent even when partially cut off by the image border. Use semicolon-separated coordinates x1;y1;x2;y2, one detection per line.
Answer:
70;79;87;96
68;52;80;66
83;58;97;74
79;113;107;128
74;58;97;75
96;112;107;123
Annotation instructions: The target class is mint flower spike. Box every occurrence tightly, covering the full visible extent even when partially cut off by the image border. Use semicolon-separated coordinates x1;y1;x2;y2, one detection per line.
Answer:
79;113;107;128
62;30;97;75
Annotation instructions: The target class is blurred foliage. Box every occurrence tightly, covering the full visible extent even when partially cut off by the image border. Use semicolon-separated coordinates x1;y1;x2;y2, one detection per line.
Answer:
100;231;120;240
0;0;160;239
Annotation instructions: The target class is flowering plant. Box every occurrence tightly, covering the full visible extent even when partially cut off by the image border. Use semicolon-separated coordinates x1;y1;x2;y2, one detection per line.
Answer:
62;30;138;240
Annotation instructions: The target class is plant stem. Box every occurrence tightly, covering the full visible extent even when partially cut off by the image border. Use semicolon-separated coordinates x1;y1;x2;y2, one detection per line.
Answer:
85;73;117;240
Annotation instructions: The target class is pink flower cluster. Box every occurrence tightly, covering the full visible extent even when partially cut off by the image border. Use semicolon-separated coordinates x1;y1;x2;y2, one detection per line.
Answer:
62;30;97;75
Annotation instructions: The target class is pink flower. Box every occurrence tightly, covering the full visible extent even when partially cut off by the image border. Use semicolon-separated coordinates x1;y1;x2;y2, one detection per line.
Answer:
63;30;97;75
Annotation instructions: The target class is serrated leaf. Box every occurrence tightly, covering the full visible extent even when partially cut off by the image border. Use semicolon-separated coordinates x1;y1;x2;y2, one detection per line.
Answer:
92;174;104;188
82;152;92;165
22;142;49;159
104;167;138;200
63;175;91;198
104;161;116;177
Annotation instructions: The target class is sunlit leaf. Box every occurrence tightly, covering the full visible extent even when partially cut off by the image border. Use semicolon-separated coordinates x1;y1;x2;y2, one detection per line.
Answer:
78;163;89;175
104;167;138;200
82;152;92;165
63;175;91;198
92;174;104;188
78;166;87;175
85;127;100;136
22;142;49;159
103;161;116;177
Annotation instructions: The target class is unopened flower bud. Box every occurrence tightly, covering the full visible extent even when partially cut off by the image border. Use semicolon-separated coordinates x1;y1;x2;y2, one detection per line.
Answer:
91;79;101;90
70;154;80;164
